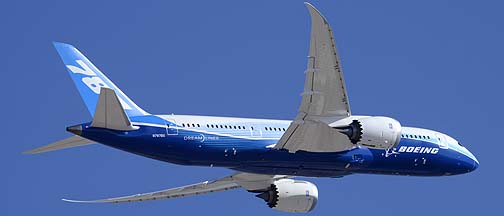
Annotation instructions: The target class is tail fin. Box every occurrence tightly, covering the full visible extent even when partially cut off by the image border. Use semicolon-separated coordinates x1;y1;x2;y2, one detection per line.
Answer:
53;42;148;117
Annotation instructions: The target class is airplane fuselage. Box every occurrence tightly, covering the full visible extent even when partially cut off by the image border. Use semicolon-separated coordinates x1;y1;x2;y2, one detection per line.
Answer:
74;114;478;177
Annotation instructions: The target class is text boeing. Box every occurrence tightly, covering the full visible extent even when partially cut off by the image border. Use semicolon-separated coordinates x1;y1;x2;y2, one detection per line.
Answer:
398;146;439;154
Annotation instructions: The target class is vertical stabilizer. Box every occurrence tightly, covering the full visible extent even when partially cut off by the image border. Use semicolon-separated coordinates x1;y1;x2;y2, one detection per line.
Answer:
53;42;149;117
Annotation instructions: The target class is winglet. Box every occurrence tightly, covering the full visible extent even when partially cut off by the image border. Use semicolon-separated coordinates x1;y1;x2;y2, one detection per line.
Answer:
62;199;100;203
304;2;328;23
91;88;139;131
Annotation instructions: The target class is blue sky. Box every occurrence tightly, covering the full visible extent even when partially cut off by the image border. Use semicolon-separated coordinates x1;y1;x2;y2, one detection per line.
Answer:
3;0;503;215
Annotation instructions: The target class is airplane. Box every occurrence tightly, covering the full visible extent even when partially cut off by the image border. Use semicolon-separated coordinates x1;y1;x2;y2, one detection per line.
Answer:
26;2;479;213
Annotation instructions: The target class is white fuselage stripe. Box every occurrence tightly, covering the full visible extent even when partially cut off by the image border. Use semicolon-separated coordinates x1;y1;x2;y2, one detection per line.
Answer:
132;122;280;140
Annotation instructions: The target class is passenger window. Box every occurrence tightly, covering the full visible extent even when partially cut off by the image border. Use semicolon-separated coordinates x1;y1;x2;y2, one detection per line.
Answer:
182;123;185;127
265;127;268;130
234;126;237;129
197;124;200;127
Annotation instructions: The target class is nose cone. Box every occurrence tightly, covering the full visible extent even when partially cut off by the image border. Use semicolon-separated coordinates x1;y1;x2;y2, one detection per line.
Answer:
472;158;479;171
462;148;479;173
456;149;479;174
467;151;479;172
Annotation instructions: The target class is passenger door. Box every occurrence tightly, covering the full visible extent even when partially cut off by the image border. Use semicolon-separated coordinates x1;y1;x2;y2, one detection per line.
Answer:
165;119;178;135
250;126;262;137
435;133;448;149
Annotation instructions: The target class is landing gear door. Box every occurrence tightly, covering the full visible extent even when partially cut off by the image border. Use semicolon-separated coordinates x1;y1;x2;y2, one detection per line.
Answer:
165;119;178;135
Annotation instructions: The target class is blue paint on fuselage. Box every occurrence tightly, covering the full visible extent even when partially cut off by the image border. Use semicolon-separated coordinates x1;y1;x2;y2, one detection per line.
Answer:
76;115;477;178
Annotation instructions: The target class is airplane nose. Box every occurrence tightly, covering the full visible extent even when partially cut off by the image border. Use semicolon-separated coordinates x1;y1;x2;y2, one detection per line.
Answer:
471;158;479;172
446;149;479;175
465;149;479;172
460;151;479;173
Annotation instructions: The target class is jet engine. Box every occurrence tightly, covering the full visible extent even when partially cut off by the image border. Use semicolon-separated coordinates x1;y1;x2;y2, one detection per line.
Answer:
333;116;402;149
255;179;318;213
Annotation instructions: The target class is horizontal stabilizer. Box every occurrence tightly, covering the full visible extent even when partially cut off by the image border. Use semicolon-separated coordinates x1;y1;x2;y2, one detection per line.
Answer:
91;88;138;131
24;136;95;154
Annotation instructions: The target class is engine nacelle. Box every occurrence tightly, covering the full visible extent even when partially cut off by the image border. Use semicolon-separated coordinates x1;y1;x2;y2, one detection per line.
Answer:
333;116;402;149
255;179;318;213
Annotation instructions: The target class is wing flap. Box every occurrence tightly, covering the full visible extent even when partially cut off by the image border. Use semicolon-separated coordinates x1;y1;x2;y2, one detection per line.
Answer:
276;117;354;153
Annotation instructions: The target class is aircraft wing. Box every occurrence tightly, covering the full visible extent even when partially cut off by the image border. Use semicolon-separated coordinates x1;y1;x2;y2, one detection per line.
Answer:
63;173;287;204
274;3;355;153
